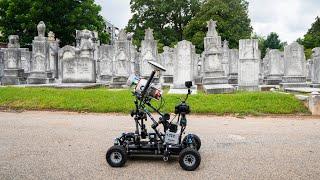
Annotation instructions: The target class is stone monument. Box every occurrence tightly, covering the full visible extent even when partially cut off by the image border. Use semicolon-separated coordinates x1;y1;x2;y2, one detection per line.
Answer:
76;30;99;61
202;20;234;93
311;47;320;87
159;46;174;84
168;40;197;94
97;45;114;83
0;49;4;83
264;49;284;85
222;40;230;76
48;31;60;79
140;28;158;78
306;59;313;82
1;35;26;85
59;29;96;83
238;39;261;91
228;49;239;84
110;29;132;88
281;42;307;88
27;21;55;84
20;48;31;78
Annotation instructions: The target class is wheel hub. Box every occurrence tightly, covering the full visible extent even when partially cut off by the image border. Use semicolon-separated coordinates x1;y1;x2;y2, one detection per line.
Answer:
110;152;122;163
183;154;196;167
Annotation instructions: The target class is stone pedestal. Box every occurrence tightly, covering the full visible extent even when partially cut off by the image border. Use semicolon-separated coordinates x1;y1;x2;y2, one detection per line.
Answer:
281;42;307;89
238;39;260;91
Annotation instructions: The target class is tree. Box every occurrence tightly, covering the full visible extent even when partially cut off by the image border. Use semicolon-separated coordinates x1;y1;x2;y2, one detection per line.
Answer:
0;0;109;47
183;0;252;53
256;32;286;58
299;16;320;59
126;0;201;51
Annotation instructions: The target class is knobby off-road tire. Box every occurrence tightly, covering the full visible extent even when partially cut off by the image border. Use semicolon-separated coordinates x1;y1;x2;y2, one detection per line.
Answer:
106;145;127;167
183;134;201;150
179;148;201;171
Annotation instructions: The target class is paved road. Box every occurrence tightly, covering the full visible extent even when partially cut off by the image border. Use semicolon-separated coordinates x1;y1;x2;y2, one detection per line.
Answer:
0;111;320;179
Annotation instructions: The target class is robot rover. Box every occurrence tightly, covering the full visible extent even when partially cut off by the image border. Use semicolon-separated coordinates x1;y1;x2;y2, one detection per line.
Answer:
106;61;201;171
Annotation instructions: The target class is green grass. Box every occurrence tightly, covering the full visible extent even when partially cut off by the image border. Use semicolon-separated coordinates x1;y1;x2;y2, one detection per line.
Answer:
0;87;309;115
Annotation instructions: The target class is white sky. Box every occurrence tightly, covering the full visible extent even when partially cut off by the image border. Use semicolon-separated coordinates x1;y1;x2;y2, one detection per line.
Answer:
95;0;320;43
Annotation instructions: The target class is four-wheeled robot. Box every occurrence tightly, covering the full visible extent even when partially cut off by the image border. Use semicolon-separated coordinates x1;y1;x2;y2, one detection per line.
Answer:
106;61;201;171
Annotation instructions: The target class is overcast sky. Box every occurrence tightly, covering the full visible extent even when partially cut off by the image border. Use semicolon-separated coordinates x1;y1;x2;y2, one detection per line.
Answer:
95;0;320;43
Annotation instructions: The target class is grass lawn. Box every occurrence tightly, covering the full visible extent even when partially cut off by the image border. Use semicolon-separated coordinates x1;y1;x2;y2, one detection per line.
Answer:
0;87;309;115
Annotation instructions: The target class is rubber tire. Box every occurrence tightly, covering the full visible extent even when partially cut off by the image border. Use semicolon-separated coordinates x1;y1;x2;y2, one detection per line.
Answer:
183;134;201;150
106;145;127;167
179;148;201;171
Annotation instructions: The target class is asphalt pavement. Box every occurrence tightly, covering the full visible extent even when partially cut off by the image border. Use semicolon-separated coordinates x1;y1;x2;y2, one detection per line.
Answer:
0;111;320;179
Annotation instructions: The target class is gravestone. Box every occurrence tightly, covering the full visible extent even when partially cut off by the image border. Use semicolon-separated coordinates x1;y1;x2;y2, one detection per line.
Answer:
159;46;174;84
238;39;260;91
76;30;99;61
27;21;55;84
168;40;197;94
281;42;307;88
0;49;4;83
20;48;31;78
265;49;284;85
140;28;158;78
97;45;113;83
48;31;60;79
59;29;96;83
110;29;132;88
261;49;269;84
1;35;26;85
311;48;320;87
228;49;239;84
202;20;234;94
222;40;230;76
306;59;312;82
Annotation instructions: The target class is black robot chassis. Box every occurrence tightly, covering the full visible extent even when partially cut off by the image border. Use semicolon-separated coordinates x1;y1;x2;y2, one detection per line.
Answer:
106;61;202;171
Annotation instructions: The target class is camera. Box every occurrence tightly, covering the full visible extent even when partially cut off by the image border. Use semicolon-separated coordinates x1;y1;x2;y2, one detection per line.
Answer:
175;102;190;114
185;81;192;88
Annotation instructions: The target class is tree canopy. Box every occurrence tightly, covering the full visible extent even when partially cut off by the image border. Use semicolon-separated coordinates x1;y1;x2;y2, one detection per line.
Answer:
126;0;201;51
253;32;286;58
298;16;320;59
0;0;109;47
183;0;252;53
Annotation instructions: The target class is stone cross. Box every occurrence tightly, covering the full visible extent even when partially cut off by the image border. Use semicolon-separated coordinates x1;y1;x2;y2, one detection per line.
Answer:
207;20;218;37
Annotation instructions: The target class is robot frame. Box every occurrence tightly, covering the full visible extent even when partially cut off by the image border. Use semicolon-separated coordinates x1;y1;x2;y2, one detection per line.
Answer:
106;61;202;171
